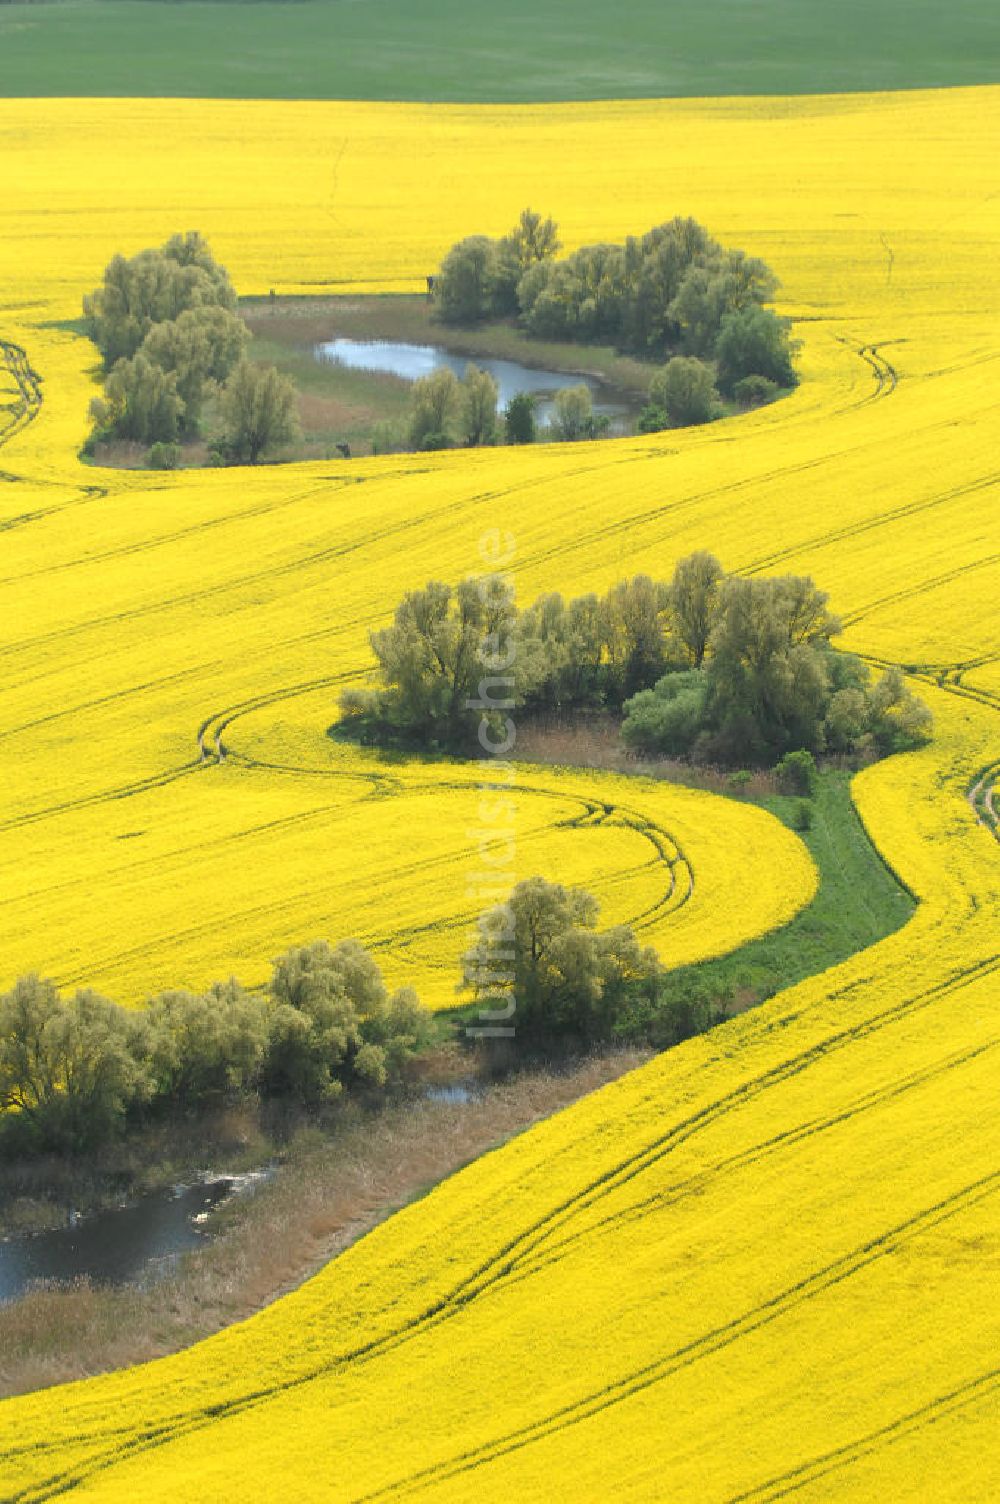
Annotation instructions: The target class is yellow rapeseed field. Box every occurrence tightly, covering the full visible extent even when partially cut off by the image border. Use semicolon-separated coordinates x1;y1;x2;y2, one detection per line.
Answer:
0;87;997;1501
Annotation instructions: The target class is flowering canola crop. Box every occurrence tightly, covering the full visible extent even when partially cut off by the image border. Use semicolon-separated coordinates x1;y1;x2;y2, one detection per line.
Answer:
0;87;998;1502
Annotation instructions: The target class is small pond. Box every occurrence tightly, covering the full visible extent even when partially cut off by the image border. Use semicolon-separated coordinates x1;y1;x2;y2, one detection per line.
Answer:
315;338;635;431
0;1172;270;1304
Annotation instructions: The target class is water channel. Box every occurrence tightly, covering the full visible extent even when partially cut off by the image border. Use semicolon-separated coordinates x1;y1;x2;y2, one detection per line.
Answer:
0;1173;269;1303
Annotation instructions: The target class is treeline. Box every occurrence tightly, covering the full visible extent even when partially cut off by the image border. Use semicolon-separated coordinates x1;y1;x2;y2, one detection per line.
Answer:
340;554;932;765
83;232;298;466
374;365;608;455
0;941;432;1154
434;209;798;421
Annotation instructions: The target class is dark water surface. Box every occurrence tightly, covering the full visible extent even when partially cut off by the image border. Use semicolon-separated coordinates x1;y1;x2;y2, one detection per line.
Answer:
0;1177;258;1303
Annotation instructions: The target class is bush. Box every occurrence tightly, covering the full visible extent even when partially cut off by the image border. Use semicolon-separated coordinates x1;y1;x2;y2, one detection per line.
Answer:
636;403;669;433
866;666;934;753
418;429;452;452
550;384;601;442
648;356;719;426
461;877;660;1045
407;367;461;449
621;670;708;757
733;373;780;407
504;392;537;444
217;360;300;464
794;799;814;831
148;440;181;470
727;769;754;793
435;236;499;324
776;748;819;797
715;306;797;395
91;352;184;445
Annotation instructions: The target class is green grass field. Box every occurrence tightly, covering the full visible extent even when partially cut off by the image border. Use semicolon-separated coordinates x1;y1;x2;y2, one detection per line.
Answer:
664;769;916;1011
2;0;998;101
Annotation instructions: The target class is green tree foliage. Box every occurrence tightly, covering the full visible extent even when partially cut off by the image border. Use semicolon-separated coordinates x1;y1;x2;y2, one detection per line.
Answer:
549;384;606;441
776;748;820;797
0;976;149;1151
515;590;608;711
670;249;778;356
515;574;670;713
645;356;719;427
866;666;935;753
340;574;518;747
146;981;268;1103
599;574;671;702
621;560;933;765
436;209;561;323
733;373;780;408
435;235;500;324
663;549;724;667
620;670;709;757
492;208;562;314
148;440;181;470
504;391;537;444
461;877;660;1044
140;304;248;431
0;941;433;1155
83;231;237;369
218;359;300;463
434;211;794;390
350;555;932;764
705;574;842;761
92;307;248;446
459;364;499;446
89;351;184;446
715;305;797;394
407;366;461;449
85;234;246;447
263;939;430;1102
511;215;794;370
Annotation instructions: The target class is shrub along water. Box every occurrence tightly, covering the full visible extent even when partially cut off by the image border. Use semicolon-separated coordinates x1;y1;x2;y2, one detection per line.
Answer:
0;941;433;1157
432;208;797;424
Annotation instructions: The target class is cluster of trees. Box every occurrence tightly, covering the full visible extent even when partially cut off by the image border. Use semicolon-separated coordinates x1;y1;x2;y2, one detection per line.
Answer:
374;365;608;455
84;233;299;466
340;553;932;766
617;556;932;763
434;210;797;414
461;876;723;1049
0;941;432;1154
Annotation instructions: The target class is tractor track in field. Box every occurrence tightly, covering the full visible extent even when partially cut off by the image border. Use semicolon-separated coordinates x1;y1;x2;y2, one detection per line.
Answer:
0;338;43;449
479;1031;1000;1299
2;318;998;1496
719;1367;1000;1502
356;1176;1000;1501
836;337;899;406
857;654;1000;841
0;336;113;531
7;948;997;1500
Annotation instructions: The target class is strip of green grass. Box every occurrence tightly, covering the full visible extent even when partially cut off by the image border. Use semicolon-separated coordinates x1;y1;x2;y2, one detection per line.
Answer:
664;769;914;1009
1;0;998;101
